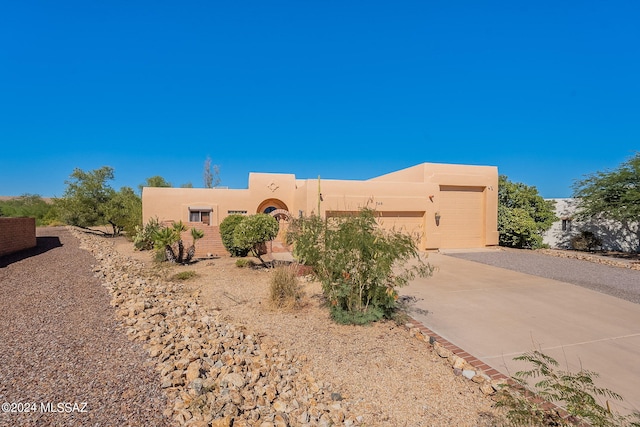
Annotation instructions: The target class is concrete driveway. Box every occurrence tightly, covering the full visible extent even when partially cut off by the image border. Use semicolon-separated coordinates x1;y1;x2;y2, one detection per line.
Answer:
401;250;640;416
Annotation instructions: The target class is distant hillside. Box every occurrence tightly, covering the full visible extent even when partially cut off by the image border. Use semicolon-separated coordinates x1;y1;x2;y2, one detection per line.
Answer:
0;196;53;203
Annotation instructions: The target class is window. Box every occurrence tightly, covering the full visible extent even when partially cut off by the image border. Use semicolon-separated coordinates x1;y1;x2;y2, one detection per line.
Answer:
189;209;211;225
227;210;247;215
562;219;572;232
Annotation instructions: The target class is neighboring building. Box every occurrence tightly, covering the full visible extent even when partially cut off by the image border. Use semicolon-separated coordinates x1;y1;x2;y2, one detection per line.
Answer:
142;162;499;257
543;198;638;252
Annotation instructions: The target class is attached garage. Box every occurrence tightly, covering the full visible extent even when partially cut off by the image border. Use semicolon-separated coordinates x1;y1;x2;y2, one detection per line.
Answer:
325;210;426;248
376;211;425;246
438;186;485;248
143;162;498;257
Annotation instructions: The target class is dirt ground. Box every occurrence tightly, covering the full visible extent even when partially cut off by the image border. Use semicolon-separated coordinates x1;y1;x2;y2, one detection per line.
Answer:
114;238;505;426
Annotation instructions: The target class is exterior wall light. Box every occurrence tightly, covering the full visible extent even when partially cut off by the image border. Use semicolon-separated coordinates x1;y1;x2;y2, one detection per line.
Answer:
435;211;441;226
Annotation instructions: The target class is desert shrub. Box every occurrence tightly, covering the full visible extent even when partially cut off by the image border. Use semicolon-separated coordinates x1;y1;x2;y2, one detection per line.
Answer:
285;214;325;267
0;194;57;226
220;214;250;257
269;263;304;309
496;350;640;427
286;208;434;325
170;270;197;281
233;214;279;264
571;230;602;252
235;258;254;268
133;217;161;250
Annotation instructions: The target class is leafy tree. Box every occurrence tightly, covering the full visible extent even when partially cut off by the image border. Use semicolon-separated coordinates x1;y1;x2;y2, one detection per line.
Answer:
56;166;140;236
138;175;172;194
233;213;279;265
286;209;434;324
572;153;640;252
498;175;557;249
103;186;141;237
0;194;56;226
219;214;250;257
56;167;116;234
180;182;194;188
203;156;221;188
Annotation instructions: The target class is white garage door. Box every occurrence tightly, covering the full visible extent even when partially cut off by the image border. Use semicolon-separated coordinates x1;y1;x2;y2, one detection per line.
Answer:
439;186;485;248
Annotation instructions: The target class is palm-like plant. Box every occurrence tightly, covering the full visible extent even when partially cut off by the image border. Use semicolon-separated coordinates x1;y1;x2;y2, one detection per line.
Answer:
152;221;204;264
172;221;188;262
184;228;205;263
153;226;179;262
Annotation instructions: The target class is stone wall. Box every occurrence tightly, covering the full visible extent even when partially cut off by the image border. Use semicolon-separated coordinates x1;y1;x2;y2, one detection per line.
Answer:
0;217;36;257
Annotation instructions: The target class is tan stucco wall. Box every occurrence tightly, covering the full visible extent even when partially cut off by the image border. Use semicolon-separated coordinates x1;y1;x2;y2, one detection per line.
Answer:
142;162;499;255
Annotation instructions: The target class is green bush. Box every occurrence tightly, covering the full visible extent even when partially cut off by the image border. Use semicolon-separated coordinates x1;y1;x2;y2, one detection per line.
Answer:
233;214;279;264
152;225;180;262
0;194;57;226
151;221;196;264
571;230;602;252
133;217;161;250
285;214;325;267
496;350;640;427
170;270;197;281
235;258;254;268
286;209;434;325
269;263;304;309
498;175;557;249
220;215;250;257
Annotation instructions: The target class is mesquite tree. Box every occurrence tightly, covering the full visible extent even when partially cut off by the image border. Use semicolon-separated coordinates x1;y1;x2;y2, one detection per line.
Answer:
573;153;640;252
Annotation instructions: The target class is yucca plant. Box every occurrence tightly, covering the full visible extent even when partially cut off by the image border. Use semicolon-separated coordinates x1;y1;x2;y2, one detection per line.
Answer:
172;220;188;262
184;228;205;263
153;226;179;262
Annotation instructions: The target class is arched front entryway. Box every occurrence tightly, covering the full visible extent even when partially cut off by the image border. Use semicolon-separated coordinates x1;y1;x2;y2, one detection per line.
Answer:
256;198;289;215
256;199;291;251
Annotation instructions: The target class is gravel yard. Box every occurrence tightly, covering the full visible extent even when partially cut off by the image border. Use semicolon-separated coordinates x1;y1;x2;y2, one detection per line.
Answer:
0;227;170;427
1;226;507;426
447;249;640;304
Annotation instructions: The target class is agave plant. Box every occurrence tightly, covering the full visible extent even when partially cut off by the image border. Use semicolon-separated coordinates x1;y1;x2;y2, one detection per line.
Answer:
184;228;205;264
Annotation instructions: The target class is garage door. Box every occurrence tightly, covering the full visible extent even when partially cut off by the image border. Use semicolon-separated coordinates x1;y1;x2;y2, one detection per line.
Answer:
376;211;425;246
326;210;425;247
439;186;485;248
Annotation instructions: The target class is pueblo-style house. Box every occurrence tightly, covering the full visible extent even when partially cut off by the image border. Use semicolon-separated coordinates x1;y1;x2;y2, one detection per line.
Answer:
142;162;499;258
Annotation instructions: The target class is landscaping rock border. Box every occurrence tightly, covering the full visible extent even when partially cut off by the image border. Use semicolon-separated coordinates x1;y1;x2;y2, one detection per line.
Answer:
71;227;363;427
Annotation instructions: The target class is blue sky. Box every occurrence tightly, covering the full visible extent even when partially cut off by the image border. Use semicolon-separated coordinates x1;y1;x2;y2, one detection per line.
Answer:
1;1;638;198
